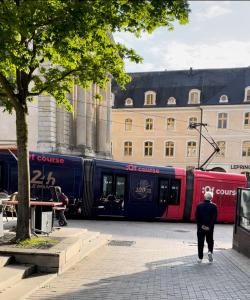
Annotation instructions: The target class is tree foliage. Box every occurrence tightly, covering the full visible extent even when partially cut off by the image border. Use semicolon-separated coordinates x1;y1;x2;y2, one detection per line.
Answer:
0;0;189;240
0;0;189;110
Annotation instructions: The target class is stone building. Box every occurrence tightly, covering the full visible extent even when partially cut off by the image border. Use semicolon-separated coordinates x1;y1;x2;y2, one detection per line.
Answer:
0;83;112;159
111;67;250;175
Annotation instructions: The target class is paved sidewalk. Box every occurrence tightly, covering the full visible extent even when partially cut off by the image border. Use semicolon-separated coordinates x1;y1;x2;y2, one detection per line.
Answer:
27;221;250;300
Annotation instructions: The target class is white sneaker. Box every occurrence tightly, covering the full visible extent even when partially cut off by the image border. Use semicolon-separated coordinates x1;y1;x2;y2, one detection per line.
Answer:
208;252;213;262
197;258;202;264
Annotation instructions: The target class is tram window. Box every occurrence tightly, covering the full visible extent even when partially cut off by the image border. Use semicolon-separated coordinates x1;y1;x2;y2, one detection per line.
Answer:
159;179;169;204
115;176;126;200
169;179;180;205
10;166;18;193
102;174;113;197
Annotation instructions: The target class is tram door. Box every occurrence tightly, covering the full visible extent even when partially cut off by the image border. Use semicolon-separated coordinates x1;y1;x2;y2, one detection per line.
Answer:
156;178;169;217
155;178;181;218
94;173;126;216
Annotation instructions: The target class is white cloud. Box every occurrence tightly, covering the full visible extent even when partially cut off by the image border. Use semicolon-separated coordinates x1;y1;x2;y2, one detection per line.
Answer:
195;4;232;20
114;31;154;47
126;40;250;72
125;60;155;72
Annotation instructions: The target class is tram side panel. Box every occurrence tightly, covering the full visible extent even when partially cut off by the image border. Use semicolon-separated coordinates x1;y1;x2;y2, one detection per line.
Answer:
0;151;84;215
90;160;186;220
126;172;157;219
29;153;85;214
91;160;161;219
190;170;247;223
0;152;18;194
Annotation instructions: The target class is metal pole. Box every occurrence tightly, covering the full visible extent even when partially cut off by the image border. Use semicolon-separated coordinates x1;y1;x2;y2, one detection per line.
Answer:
198;107;203;169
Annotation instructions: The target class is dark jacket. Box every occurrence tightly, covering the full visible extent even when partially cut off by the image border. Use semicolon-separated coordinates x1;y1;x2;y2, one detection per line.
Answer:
195;200;218;230
59;193;69;207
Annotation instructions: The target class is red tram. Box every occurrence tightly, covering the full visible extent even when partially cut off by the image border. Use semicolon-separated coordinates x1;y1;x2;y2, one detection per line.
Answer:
0;150;247;222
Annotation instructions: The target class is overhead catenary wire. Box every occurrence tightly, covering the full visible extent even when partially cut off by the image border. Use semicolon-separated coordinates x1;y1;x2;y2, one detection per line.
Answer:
24;97;250;136
21;106;250;152
3;98;250;149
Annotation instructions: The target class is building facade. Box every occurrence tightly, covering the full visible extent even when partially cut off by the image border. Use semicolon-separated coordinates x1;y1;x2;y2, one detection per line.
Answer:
111;67;250;175
0;83;112;159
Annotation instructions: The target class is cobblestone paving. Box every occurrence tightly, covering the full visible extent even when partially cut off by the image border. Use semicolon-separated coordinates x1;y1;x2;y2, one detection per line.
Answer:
27;221;250;300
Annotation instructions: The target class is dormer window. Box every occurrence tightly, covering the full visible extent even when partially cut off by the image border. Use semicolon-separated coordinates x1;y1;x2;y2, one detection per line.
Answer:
144;91;156;105
188;89;200;104
244;87;250;102
125;98;133;106
167;97;176;105
220;95;228;103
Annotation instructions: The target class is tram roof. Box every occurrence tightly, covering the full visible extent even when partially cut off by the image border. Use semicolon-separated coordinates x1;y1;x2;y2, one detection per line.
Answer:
194;169;246;181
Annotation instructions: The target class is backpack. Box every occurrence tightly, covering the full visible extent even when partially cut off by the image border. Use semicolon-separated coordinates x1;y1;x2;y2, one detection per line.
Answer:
59;193;69;206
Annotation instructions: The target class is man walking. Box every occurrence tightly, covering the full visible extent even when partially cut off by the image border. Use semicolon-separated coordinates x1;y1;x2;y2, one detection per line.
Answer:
195;191;218;263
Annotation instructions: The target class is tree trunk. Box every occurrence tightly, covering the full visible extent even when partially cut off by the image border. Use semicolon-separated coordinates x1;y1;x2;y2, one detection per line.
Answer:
15;105;31;241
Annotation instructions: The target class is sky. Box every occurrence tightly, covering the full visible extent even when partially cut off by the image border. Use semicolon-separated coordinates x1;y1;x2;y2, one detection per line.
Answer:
114;1;250;72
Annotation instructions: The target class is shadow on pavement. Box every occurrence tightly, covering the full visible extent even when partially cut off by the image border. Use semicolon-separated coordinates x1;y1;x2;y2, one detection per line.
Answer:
29;249;250;300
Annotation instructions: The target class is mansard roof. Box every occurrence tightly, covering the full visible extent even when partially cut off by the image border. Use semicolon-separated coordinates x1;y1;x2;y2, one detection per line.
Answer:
112;67;250;108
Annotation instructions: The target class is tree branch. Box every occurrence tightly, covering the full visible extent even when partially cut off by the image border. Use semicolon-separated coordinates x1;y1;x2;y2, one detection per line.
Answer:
27;42;37;83
28;68;78;96
0;72;18;106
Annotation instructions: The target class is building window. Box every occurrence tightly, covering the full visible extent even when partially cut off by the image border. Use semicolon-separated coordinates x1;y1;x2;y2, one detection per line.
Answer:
216;141;225;157
165;141;174;157
145;118;153;130
144;91;156;105
125;118;132;131
125;98;133;106
124;141;132;156
167;97;176;105
244;87;250;102
188;89;200;104
187;141;197;157
242;141;250;157
144;141;153;156
188;117;198;128
217;113;228;129
167;118;175;130
244;112;250;129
